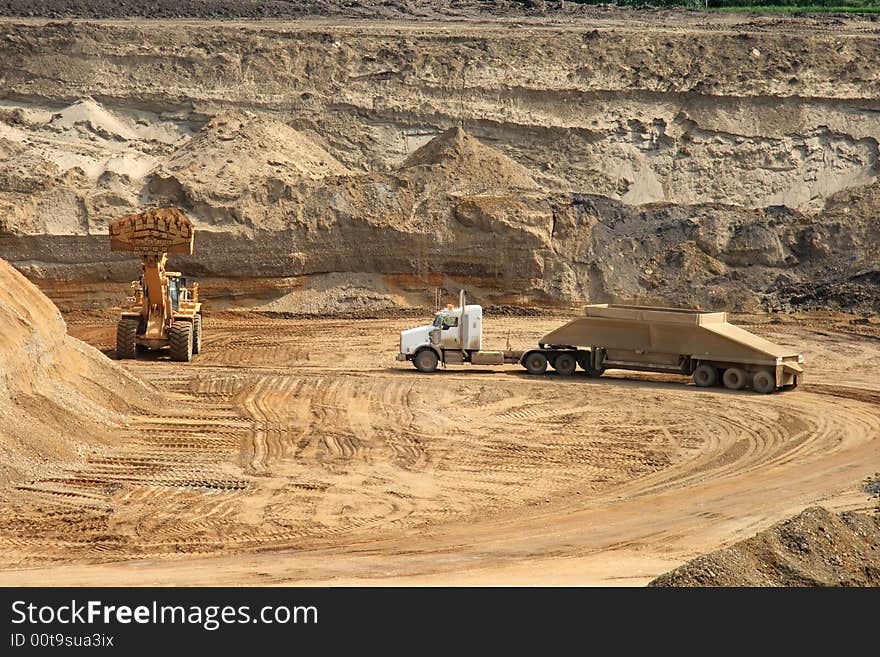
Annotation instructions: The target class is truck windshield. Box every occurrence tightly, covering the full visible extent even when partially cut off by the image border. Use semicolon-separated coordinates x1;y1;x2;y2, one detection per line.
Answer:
433;314;442;328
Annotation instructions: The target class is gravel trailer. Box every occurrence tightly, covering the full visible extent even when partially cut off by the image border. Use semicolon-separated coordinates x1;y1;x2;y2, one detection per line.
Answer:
527;304;803;393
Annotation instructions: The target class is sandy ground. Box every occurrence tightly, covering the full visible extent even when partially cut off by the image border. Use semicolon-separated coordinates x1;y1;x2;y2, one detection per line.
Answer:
0;309;876;586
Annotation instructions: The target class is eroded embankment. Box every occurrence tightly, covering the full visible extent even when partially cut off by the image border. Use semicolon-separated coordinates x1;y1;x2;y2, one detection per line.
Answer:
0;18;878;310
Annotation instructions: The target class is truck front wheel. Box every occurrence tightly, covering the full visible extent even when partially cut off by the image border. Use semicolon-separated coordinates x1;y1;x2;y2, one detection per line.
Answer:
413;349;439;373
523;352;548;375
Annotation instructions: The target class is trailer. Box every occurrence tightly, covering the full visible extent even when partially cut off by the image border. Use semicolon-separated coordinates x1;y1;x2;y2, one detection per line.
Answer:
528;304;803;393
396;295;803;393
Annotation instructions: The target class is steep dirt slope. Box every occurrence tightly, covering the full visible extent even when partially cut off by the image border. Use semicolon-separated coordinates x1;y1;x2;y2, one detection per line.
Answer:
0;256;152;485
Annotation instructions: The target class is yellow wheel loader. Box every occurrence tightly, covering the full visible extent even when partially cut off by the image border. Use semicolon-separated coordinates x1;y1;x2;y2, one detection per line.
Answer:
109;207;203;362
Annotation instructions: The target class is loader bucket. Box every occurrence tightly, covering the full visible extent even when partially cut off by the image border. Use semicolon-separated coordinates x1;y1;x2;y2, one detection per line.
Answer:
109;207;194;256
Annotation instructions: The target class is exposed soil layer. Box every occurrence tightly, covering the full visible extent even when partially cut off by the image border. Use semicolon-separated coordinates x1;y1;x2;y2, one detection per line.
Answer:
0;15;878;312
0;1;585;20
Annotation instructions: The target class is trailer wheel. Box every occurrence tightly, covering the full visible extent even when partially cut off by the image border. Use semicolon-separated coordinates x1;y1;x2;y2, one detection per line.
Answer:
722;367;748;391
693;364;718;388
553;352;577;376
751;369;776;394
523;352;548;375
577;352;605;378
413;349;439;373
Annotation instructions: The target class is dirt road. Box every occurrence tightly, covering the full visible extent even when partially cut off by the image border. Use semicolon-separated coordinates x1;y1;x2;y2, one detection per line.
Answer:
0;310;876;585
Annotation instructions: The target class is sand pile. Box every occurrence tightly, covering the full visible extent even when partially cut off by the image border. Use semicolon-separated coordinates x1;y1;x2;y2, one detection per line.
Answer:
0;98;192;236
650;506;880;587
151;111;350;206
49;99;139;142
258;273;402;316
0;257;154;485
400;127;540;195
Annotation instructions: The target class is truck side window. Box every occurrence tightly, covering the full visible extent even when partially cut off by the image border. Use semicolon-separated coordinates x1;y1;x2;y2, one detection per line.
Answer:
442;316;459;330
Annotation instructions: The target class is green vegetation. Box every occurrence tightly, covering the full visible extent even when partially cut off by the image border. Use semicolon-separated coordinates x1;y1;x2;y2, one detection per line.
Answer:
558;0;880;11
716;5;880;11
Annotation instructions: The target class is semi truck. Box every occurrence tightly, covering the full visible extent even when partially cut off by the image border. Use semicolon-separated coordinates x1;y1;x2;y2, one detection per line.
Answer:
396;292;803;393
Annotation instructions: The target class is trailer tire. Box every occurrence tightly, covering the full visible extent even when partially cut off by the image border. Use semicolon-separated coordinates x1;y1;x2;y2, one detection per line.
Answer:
168;321;194;363
722;367;748;391
413;349;439;373
752;369;776;394
116;318;138;359
693;364;718;388
523;352;548;375
553;352;577;376
576;352;603;378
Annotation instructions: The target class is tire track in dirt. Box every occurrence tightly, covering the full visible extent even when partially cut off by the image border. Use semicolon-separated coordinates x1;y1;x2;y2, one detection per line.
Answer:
2;317;878;582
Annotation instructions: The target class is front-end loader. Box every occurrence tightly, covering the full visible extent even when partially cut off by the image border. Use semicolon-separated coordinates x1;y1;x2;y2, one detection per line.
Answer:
109;207;203;362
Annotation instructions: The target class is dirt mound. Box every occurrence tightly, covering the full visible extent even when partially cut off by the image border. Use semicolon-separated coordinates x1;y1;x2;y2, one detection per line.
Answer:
257;272;402;315
49;98;138;141
149;111;349;221
400;127;540;194
0;97;189;238
0;257;153;485
650;507;880;587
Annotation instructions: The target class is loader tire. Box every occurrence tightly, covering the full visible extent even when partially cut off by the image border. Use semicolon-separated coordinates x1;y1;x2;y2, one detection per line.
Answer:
168;321;194;363
413;349;439;373
192;314;203;355
553;352;577;376
751;369;776;394
722;367;748;391
116;318;138;360
693;364;718;388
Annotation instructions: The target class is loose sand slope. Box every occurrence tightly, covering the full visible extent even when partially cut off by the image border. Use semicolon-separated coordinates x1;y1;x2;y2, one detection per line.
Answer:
0;257;152;486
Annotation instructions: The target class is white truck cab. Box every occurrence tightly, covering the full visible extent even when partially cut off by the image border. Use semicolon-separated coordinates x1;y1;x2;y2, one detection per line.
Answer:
398;291;516;372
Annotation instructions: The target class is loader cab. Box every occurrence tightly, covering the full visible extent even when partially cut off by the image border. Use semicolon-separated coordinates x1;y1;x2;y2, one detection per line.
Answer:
167;276;183;311
166;275;194;311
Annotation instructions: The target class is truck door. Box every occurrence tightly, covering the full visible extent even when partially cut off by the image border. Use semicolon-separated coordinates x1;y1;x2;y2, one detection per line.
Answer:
439;313;461;349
